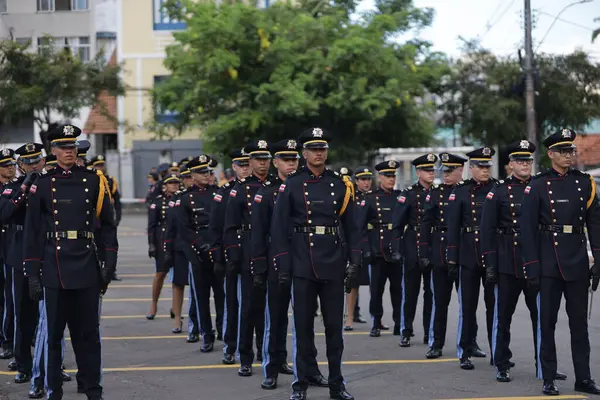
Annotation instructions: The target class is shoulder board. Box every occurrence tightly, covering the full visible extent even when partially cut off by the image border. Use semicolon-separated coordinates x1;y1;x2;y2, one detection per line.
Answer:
531;170;551;180
240;178;246;183
264;180;272;187
571;169;587;176
157;194;163;199
333;171;340;176
223;182;230;188
11;178;18;183
39;169;56;178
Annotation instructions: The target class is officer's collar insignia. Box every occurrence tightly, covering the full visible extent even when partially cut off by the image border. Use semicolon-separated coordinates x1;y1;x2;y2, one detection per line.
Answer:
340;167;348;175
312;128;323;138
258;140;268;149
2;149;10;156
199;155;208;163
519;140;529;149
482;147;491;156
441;153;449;162
265;181;271;186
63;125;75;135
426;153;435;162
287;140;297;149
562;129;571;138
25;143;35;153
499;180;504;184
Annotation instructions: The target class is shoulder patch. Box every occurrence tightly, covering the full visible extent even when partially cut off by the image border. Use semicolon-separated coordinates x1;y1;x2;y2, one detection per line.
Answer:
524;186;532;195
398;195;406;203
279;184;286;193
2;188;12;196
254;194;262;203
230;189;237;197
486;192;494;200
214;194;223;202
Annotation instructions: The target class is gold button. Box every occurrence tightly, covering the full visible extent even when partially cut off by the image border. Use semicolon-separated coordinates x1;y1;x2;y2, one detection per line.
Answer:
54;210;58;214
514;242;518;245
55;221;59;225
85;188;89;192
554;242;558;246
52;188;56;192
52;178;56;182
83;178;87;182
57;246;61;250
86;199;89;203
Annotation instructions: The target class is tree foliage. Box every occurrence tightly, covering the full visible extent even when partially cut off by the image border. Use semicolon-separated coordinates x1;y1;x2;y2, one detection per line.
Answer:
433;42;600;147
0;39;125;150
154;0;449;162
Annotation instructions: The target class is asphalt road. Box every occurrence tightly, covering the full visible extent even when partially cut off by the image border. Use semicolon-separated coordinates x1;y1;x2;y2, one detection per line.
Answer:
2;213;599;400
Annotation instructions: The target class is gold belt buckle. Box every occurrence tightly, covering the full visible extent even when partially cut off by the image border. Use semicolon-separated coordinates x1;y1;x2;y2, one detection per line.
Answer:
367;223;373;230
67;230;77;240
315;226;326;235
388;223;393;230
563;225;573;234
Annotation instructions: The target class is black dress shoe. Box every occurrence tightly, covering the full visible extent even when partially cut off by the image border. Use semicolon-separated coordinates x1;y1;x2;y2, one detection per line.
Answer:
496;370;512;382
7;359;17;371
399;336;410;347
460;357;474;370
353;315;366;324
543;380;559;395
15;372;31;383
343;325;354;331
393;326;400;336
509;361;515;368
61;369;71;382
290;390;307;400
575;379;600;395
261;377;277;390
279;363;294;375
330;386;355;400
370;328;381;337
472;347;487;358
380;324;389;330
555;371;567;380
238;365;252;377
187;333;200;343
200;342;214;353
426;347;442;359
112;273;122;281
307;374;329;387
222;353;236;365
0;349;13;359
28;386;44;399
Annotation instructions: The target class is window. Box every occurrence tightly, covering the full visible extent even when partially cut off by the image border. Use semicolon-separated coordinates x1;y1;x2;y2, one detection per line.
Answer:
0;0;7;14
37;36;91;62
15;38;32;46
153;76;180;123
37;0;53;11
153;0;186;31
256;0;271;8
72;0;88;10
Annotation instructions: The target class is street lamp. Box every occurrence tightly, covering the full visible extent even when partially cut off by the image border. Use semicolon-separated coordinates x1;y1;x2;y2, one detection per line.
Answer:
535;0;594;52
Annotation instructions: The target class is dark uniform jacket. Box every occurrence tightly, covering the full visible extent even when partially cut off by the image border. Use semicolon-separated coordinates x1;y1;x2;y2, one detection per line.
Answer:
480;176;530;278
250;176;283;282
208;180;236;266
446;178;496;269
175;184;216;265
0;176;29;269
391;182;429;266
520;168;600;282
106;175;122;225
358;187;401;262
148;193;173;266
0;180;14;262
22;166;118;289
224;174;271;272
270;168;363;282
419;183;454;267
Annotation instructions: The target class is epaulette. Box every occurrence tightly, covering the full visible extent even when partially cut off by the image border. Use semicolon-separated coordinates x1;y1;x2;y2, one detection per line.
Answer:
571;169;588;176
156;194;163;199
38;169;56;178
264;180;272;187
223;182;231;188
455;178;472;187
531;170;551;180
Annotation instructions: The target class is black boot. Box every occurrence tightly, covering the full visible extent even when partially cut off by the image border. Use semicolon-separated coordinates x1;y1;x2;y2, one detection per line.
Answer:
261;376;277;390
399;336;410;347
574;379;600;395
460;357;474;370
238;365;252;377
290;390;307;400
542;380;559;395
28;385;44;399
426;347;442;359
15;372;31;384
496;370;511;382
279;363;294;375
330;385;355;400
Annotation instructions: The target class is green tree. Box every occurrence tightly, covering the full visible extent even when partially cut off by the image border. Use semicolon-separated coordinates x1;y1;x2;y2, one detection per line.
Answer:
153;0;449;162
0;38;125;150
434;42;600;148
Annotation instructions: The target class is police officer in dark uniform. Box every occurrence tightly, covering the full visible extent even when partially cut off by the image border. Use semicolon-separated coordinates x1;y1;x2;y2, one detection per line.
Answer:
224;140;273;377
446;147;496;370
209;149;251;365
344;167;373;331
23;124;118;400
271;127;362;400
251;139;300;390
76;140;91;167
420;152;466;359
176;155;223;351
520;129;600;396
0;143;47;396
146;174;181;319
90;155;121;226
0;148;16;363
358;160;402;338
392;153;436;348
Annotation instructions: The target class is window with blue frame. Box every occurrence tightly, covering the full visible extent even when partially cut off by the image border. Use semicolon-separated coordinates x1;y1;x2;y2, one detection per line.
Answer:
153;0;186;31
154;76;180;123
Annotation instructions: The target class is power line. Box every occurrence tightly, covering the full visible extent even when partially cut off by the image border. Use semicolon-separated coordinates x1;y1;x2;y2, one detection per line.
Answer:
481;0;518;39
537;10;595;32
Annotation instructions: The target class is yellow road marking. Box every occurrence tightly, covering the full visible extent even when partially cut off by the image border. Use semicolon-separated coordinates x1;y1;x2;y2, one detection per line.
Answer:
69;331;389;340
434;397;588;400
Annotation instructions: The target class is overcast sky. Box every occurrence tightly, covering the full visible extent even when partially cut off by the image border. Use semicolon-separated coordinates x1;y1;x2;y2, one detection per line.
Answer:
357;0;600;59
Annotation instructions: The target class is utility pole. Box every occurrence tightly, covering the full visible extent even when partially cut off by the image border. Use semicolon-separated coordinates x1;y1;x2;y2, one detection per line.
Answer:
524;0;538;172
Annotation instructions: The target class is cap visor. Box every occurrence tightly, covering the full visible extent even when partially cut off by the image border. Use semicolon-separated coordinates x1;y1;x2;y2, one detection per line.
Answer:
441;165;458;172
379;171;397;176
303;143;329;149
416;167;435;172
0;161;16;167
250;154;272;159
471;160;493;167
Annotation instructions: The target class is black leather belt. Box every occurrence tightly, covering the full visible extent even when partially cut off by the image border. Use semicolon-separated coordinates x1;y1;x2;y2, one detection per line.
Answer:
47;231;94;239
539;224;584;234
194;224;209;231
432;226;447;233
406;225;421;232
371;222;393;230
294;226;339;235
236;224;252;234
497;227;520;234
461;226;480;233
14;225;23;231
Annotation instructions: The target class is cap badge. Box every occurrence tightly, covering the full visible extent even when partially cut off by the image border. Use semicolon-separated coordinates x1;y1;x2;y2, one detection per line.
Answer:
287;140;297;149
482;147;492;156
25;143;36;153
519;140;530;149
258;140;268;149
98;155;104;161
441;153;449;162
2;149;10;157
312;128;323;138
340;167;348;175
388;160;397;168
426;153;435;162
199;155;208;163
562;129;572;138
63;125;75;136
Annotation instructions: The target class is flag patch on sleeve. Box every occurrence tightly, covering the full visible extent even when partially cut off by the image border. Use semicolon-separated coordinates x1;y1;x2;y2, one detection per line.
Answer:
486;192;494;200
214;194;223;202
524;186;531;195
398;196;406;203
254;194;262;203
